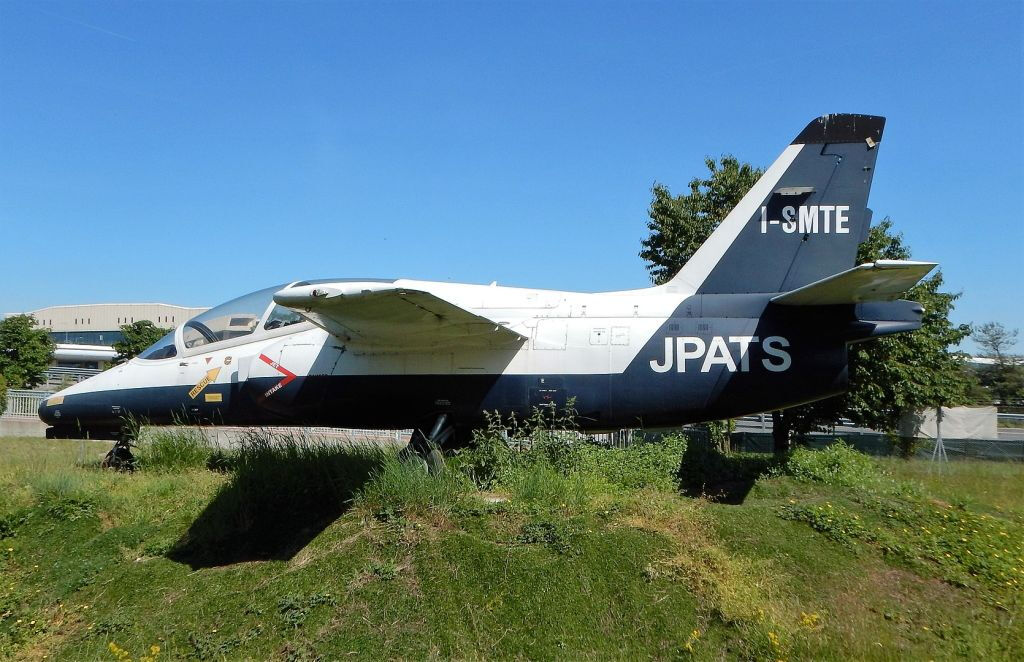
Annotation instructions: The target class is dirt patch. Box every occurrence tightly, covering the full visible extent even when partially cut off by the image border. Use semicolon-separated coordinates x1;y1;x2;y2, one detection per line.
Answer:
98;511;115;531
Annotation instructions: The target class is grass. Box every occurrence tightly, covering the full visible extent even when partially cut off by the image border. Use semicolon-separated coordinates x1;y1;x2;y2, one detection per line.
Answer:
1;431;1022;660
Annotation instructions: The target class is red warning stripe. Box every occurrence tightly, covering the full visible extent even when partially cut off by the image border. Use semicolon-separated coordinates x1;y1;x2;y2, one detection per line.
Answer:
258;353;297;398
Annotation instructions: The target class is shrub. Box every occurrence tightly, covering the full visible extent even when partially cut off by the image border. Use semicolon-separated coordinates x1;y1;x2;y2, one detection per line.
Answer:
578;433;687;491
783;442;883;488
458;404;689;497
457;411;518;488
456;403;584;487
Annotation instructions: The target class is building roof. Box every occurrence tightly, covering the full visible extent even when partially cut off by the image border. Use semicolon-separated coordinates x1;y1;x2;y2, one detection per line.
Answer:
5;302;209;333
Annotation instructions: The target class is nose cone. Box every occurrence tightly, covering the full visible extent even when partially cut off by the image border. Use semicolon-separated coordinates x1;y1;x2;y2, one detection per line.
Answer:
37;392;63;425
38;364;126;431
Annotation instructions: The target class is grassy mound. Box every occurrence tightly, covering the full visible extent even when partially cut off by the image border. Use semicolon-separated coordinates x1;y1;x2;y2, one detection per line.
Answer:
1;430;1021;660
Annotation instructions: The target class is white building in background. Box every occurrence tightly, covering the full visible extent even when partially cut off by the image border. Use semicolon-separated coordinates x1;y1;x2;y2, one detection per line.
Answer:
4;302;208;390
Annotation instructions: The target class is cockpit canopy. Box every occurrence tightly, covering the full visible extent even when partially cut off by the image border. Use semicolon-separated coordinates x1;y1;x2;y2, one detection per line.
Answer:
137;283;305;360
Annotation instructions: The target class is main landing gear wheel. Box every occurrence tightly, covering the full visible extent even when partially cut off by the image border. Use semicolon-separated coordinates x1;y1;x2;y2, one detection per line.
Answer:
400;414;453;475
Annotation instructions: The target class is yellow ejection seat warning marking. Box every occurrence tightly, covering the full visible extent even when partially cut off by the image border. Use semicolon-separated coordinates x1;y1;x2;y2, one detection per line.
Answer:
204;392;223;403
189;368;222;399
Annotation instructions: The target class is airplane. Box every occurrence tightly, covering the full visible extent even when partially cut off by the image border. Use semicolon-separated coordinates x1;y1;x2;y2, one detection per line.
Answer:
39;113;935;469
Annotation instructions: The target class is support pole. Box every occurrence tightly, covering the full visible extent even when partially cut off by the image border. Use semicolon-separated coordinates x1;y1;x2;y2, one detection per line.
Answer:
931;406;948;464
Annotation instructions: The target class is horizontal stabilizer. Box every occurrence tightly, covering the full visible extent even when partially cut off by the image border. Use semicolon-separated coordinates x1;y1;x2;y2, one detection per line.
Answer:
274;282;527;350
770;260;936;306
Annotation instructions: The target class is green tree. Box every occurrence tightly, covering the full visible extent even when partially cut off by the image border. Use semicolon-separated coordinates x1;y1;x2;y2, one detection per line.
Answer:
112;321;171;364
972;322;1024;406
640;156;764;285
0;374;7;416
0;315;55;389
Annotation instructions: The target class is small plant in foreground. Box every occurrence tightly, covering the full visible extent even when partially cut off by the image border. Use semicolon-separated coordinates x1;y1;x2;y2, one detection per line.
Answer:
515;520;579;555
277;592;337;628
107;641;160;662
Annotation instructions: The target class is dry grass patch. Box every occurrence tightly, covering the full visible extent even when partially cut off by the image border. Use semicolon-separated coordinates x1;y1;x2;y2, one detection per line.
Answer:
618;489;801;659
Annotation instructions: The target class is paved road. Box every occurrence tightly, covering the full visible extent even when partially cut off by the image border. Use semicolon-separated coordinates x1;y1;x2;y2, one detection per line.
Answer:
999;427;1024;442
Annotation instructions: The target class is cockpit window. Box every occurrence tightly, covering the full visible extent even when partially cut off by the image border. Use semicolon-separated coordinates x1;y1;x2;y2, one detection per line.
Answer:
138;330;177;360
182;285;282;350
263;305;305;331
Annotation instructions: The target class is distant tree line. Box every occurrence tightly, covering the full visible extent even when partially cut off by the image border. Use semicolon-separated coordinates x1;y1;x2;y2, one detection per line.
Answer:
971;322;1024;407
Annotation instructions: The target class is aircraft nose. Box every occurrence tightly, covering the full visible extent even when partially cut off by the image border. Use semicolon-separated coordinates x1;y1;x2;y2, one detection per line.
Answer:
37;390;118;427
37;393;61;425
37;367;127;435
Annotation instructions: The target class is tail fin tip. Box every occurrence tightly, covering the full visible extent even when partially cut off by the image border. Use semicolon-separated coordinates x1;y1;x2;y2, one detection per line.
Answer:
792;113;885;145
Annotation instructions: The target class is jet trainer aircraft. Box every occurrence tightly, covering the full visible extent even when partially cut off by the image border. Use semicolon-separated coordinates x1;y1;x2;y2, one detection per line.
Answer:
39;113;935;465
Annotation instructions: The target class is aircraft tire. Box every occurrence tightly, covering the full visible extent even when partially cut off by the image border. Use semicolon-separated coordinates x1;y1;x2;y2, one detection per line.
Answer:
424;447;445;476
399;440;446;476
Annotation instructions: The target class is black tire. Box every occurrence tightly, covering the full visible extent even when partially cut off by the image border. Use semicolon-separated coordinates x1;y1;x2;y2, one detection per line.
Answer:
424;447;445;475
400;429;446;475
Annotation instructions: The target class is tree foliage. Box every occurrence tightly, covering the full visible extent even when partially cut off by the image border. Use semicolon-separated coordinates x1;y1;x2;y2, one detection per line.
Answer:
0;315;55;389
113;321;171;364
972;322;1024;405
0;374;7;416
640;156;763;285
639;157;973;448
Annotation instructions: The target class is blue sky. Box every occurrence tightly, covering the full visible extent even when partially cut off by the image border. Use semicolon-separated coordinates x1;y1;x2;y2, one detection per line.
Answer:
1;0;1021;353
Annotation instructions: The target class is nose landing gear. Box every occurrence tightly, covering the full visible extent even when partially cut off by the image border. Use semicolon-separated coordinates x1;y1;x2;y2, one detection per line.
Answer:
399;413;454;475
101;437;137;471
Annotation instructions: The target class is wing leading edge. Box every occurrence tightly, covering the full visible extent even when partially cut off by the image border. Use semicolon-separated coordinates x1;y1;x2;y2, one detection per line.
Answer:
770;260;937;306
273;282;527;350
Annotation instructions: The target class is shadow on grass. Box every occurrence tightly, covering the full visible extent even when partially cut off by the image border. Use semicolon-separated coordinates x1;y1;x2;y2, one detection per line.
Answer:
678;441;783;505
168;434;386;568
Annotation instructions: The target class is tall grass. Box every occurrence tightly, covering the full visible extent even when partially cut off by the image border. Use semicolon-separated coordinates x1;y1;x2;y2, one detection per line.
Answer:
169;430;386;565
356;454;473;516
135;426;214;472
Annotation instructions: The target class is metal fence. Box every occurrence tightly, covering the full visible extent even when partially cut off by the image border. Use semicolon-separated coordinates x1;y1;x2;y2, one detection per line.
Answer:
730;431;1024;461
3;390;47;418
44;367;100;389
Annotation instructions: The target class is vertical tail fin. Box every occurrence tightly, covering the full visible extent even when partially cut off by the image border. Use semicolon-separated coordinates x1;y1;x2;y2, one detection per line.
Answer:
665;114;885;295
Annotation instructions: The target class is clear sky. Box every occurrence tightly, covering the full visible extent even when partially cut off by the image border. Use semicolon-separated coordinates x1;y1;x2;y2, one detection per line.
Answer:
1;0;1021;353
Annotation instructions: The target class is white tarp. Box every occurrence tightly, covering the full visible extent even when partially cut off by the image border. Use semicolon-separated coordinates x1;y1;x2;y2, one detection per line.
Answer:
899;406;998;440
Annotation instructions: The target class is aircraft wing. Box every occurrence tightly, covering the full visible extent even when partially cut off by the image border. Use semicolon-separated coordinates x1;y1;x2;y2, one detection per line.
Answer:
273;282;527;350
770;261;937;306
